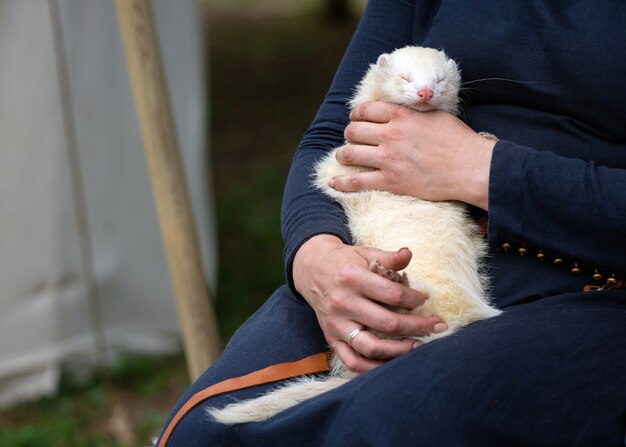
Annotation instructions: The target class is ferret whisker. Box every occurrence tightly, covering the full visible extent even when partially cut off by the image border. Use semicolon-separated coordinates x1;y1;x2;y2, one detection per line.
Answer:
459;88;487;106
461;77;535;86
459;87;482;99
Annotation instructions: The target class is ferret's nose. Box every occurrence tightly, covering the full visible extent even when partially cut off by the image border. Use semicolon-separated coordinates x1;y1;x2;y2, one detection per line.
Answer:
417;87;433;102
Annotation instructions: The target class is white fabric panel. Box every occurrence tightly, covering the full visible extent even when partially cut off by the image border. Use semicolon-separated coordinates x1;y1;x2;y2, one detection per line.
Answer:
0;0;215;408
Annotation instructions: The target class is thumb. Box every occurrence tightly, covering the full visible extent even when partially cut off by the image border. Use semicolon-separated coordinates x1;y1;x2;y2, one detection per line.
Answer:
364;247;412;271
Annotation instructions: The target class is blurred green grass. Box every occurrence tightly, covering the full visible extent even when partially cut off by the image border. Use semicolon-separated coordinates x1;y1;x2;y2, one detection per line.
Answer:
0;5;357;446
0;355;189;447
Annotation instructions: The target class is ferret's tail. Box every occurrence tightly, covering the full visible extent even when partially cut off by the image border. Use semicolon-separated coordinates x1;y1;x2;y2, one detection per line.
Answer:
206;376;349;425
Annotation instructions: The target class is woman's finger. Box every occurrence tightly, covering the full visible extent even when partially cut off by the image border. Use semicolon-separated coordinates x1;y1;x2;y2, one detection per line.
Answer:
335;144;382;168
329;169;385;192
349;101;401;123
330;255;427;310
358;269;427;310
348;329;416;360
367;246;413;272
351;297;445;337
343;120;384;145
332;341;384;373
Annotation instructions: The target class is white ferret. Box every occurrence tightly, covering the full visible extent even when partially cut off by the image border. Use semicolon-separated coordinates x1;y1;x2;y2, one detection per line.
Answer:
207;46;501;425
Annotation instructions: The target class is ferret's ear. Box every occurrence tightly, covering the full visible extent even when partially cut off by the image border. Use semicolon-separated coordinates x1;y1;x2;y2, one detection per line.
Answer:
447;58;458;71
377;54;391;68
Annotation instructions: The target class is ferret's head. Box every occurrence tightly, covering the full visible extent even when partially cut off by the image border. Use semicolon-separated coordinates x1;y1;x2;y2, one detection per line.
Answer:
373;46;461;114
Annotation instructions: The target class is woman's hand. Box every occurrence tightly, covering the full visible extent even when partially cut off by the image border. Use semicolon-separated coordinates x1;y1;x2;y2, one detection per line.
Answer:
330;102;496;210
293;234;446;373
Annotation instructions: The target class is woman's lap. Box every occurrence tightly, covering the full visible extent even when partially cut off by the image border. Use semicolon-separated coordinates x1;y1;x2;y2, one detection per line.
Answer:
159;285;626;446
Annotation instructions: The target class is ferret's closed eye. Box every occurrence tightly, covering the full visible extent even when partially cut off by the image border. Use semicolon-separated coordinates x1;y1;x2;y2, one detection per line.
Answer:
399;74;412;82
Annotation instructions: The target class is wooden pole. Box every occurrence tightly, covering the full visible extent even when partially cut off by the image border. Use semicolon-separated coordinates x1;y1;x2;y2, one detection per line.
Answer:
115;0;221;380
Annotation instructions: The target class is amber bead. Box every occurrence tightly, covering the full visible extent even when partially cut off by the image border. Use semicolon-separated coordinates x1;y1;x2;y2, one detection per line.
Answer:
554;258;563;265
536;251;546;261
501;242;511;252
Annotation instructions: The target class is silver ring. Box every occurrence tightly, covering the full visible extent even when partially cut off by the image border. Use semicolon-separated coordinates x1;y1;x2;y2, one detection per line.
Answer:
347;327;363;347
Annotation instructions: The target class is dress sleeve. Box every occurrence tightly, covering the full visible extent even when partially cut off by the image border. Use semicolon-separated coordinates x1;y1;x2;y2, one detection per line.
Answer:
280;0;417;295
488;140;626;279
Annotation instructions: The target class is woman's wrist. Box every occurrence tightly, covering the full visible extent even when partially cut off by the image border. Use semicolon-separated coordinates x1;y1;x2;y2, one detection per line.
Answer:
293;234;345;296
458;134;495;211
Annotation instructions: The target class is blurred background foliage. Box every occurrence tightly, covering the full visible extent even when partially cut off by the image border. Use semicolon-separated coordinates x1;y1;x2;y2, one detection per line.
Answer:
0;1;363;445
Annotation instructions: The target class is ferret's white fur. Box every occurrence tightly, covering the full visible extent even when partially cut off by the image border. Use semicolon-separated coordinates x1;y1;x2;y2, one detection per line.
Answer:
207;46;501;425
207;376;351;424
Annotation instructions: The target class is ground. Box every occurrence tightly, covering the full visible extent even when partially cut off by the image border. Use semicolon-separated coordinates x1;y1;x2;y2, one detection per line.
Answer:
0;6;357;447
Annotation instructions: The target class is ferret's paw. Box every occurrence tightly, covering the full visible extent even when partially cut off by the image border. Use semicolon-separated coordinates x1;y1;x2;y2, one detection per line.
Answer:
313;149;354;191
368;259;409;286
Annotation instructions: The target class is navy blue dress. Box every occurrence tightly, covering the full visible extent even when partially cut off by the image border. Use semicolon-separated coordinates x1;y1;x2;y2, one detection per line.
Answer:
158;1;626;445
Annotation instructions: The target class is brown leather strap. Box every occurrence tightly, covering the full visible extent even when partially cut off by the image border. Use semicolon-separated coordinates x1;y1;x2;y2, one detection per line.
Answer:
157;351;332;447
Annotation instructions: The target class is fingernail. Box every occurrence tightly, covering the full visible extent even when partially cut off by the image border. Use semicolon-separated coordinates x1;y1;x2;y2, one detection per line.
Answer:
328;178;335;188
412;341;421;349
433;323;448;333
